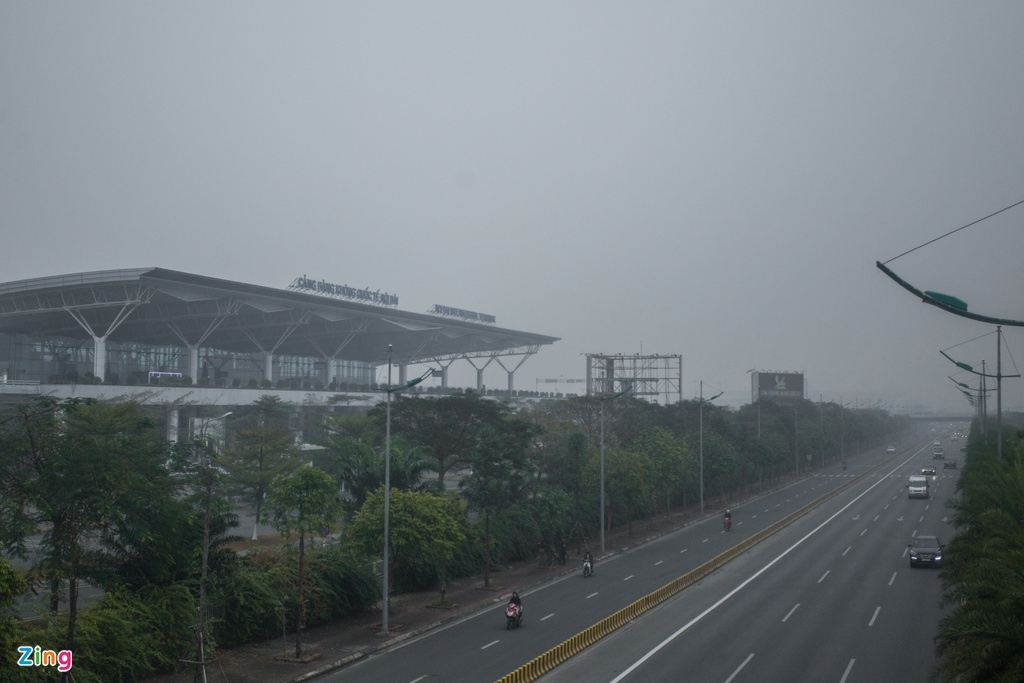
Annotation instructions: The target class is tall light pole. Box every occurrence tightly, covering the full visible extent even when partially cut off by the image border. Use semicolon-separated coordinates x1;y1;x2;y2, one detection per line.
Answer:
599;387;629;554
699;381;723;516
380;346;433;635
940;327;1019;460
819;395;825;469
195;411;231;683
746;369;760;438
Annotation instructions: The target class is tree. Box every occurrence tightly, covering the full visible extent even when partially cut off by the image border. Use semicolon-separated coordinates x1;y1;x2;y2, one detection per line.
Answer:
631;427;692;519
264;464;340;659
222;396;302;540
0;559;28;671
460;427;532;587
348;488;466;603
383;392;517;486
937;433;1024;681
317;414;432;512
587;446;652;538
0;398;178;679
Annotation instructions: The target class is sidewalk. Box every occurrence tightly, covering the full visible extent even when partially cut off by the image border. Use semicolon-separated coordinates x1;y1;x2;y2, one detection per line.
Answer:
145;509;704;683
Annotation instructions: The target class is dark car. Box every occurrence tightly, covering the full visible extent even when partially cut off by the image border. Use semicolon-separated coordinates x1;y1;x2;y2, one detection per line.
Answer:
921;466;936;475
909;535;944;568
944;460;957;469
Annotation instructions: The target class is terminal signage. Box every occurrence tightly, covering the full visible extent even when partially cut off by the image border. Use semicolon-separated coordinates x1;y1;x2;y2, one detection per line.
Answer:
429;304;496;324
290;276;398;307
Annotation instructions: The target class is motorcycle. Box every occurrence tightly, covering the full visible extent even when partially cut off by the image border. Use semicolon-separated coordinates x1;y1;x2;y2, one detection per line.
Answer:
724;517;732;532
582;558;593;578
505;601;523;630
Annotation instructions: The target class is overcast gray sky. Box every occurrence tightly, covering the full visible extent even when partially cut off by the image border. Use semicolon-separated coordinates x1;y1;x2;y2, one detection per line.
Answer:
2;2;1022;414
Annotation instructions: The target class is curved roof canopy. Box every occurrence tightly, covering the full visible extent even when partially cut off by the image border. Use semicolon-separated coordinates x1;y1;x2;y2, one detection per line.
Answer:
0;268;559;367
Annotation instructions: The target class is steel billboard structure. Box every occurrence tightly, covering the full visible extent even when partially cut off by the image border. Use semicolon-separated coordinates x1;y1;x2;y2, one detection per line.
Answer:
585;353;682;405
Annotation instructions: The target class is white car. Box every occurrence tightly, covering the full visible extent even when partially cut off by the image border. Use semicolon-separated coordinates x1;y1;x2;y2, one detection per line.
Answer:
886;445;896;454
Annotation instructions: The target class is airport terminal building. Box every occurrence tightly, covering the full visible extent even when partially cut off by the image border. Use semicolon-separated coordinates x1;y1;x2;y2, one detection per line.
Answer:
0;269;559;435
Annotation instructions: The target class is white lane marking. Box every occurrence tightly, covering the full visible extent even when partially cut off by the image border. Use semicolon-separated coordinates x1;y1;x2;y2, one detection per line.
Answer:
919;516;925;523
608;453;917;683
782;604;800;622
842;546;851;557
888;572;897;586
818;570;830;584
587;592;599;599
481;640;499;649
724;653;755;683
859;528;867;537
655;561;663;566
840;659;856;683
868;606;880;626
624;575;634;582
540;613;554;621
873;515;879;522
702;538;709;543
679;549;688;554
884;504;889;510
410;677;428;683
912;529;918;537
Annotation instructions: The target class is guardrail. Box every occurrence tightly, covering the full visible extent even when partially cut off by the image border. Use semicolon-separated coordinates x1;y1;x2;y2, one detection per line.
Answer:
494;470;871;683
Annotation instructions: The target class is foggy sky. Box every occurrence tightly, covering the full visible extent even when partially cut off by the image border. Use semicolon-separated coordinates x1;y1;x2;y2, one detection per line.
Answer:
2;2;1023;414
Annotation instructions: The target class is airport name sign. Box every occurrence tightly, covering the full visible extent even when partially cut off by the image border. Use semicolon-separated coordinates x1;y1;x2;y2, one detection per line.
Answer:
429;304;496;324
289;276;398;307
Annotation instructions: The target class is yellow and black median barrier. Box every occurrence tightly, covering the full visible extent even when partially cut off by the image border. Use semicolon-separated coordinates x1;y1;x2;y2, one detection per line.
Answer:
494;470;874;683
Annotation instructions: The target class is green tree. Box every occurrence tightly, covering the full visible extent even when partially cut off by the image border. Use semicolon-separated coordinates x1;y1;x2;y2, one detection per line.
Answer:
348;488;466;603
383;392;518;486
317;414;432;512
0;398;177;672
265;464;340;659
0;559;28;672
460;427;532;587
222;396;302;540
631;427;692;519
937;433;1024;681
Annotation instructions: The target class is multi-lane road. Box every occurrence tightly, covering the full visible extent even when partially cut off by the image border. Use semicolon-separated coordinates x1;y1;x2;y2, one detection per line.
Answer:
320;432;958;683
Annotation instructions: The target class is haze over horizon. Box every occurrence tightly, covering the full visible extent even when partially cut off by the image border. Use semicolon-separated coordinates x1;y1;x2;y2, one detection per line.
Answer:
2;3;1022;415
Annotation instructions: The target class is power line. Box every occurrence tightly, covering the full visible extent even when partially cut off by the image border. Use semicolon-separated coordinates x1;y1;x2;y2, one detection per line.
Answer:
883;197;1024;265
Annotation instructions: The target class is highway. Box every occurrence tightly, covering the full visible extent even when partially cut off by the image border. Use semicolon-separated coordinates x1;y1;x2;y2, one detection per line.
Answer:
319;433;957;683
543;440;955;683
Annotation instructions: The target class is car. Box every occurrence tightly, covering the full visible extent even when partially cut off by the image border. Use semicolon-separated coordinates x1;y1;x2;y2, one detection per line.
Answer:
886;445;896;454
908;535;944;567
921;466;936;475
944;460;957;469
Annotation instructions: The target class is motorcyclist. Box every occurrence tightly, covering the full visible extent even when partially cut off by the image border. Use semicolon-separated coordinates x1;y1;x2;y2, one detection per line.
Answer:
842;460;847;470
509;591;522;616
583;548;594;575
724;509;732;530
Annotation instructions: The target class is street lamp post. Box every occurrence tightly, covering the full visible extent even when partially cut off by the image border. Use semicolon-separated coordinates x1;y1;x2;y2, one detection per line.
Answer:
195;411;232;683
380;346;433;635
699;381;723;516
940;327;1019;459
599;387;629;554
819;395;825;469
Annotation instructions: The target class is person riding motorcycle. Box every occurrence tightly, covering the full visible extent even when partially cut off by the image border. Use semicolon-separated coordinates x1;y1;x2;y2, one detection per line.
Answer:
509;591;522;615
724;509;732;530
583;549;594;575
